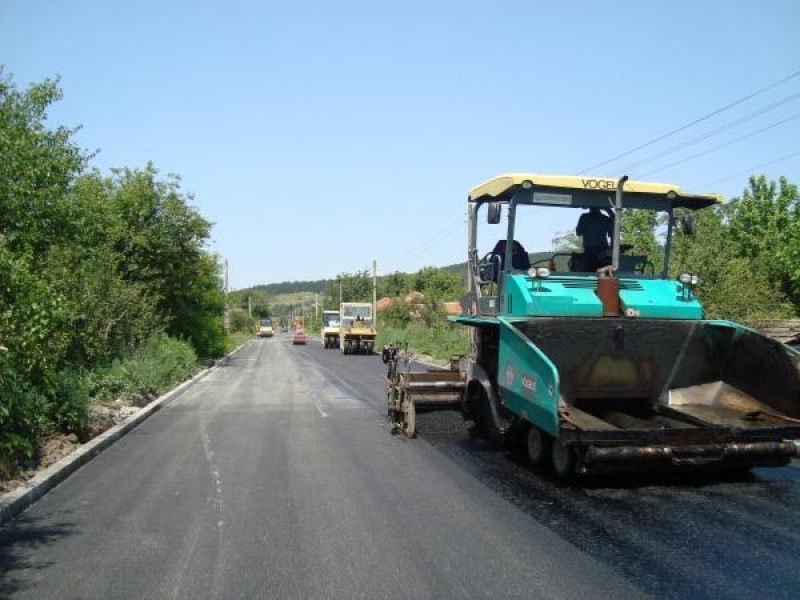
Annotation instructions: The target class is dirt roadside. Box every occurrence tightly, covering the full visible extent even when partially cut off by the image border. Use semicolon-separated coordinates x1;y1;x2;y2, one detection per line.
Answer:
0;398;151;495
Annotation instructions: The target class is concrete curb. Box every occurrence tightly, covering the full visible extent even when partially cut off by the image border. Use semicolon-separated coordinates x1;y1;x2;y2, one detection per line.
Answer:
0;342;250;527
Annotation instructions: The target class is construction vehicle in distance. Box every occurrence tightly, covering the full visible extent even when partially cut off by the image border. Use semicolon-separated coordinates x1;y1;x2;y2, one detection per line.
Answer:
322;310;341;348
255;317;274;338
340;302;376;355
387;173;800;478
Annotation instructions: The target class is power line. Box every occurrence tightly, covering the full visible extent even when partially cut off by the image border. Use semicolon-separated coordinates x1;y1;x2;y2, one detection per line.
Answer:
381;213;466;273
578;68;800;174
408;213;463;249
617;91;800;173
639;112;800;178
693;150;800;189
402;218;464;261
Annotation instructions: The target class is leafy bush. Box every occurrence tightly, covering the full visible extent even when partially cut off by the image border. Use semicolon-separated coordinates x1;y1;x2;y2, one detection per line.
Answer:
0;358;88;478
1;71;226;477
229;308;254;333
44;369;89;434
225;331;253;353
378;320;468;364
88;333;198;403
0;362;44;477
379;300;413;329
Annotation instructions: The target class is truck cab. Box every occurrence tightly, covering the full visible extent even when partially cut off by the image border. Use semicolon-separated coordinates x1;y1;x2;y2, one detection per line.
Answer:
321;310;341;348
340;302;376;355
256;318;274;338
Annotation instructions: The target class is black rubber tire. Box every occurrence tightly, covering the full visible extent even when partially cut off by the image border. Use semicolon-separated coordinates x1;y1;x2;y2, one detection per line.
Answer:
470;386;505;447
526;426;552;466
551;438;576;479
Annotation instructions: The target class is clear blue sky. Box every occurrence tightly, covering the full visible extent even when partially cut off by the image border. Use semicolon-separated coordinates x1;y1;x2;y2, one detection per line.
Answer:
3;0;799;289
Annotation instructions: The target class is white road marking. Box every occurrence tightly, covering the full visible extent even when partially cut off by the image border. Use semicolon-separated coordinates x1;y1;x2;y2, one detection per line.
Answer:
201;429;224;530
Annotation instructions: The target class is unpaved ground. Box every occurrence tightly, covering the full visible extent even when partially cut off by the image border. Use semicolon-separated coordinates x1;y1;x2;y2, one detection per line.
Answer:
0;399;147;495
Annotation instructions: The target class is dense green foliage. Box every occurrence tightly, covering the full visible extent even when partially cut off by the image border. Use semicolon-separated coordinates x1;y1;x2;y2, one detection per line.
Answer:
627;175;800;321
377;321;469;364
85;333;199;405
312;268;463;311
0;70;226;476
250;279;329;295
225;331;254;353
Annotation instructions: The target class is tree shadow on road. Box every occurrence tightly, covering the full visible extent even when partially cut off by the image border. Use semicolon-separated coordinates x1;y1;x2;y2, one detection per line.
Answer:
0;513;78;598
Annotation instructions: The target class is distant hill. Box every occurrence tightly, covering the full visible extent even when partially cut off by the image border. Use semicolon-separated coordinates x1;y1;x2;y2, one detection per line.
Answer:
441;251;551;275
241;251;552;295
248;279;331;295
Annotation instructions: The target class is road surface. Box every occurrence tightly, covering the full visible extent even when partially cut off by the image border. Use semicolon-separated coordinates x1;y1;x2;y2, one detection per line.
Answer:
2;333;799;598
1;335;637;599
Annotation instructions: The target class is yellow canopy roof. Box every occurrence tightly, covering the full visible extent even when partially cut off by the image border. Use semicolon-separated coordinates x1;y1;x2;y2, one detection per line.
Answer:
468;173;722;209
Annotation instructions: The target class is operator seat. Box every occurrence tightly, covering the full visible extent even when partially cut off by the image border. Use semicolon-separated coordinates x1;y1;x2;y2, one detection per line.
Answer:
485;239;531;281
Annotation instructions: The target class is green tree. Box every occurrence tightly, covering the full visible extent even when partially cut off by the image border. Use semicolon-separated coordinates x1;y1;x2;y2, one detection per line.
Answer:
50;173;164;366
379;299;412;328
0;70;90;256
411;267;462;301
380;271;409;298
228;289;272;319
551;229;580;252
727;175;800;312
101;165;226;357
0;70;94;466
620;209;661;269
671;190;793;321
325;271;372;305
0;70;228;473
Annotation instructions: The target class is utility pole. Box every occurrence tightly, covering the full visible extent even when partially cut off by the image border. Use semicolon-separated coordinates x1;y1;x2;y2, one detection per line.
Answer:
372;259;377;324
248;294;252;318
224;258;230;332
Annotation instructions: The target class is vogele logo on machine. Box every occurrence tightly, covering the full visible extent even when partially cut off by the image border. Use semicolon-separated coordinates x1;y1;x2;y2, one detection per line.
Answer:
504;363;516;387
520;373;536;398
581;179;617;190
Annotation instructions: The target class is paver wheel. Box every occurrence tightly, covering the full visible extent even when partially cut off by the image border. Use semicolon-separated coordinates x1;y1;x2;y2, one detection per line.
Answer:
399;391;416;438
470;385;505;447
401;399;417;438
526;426;552;466
551;438;576;479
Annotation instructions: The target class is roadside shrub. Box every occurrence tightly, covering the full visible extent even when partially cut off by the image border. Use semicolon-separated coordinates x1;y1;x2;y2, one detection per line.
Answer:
43;368;89;434
418;302;448;329
225;331;253;353
379;300;412;329
88;333;198;403
0;358;88;478
186;312;227;359
377;320;468;364
0;362;45;477
229;308;254;333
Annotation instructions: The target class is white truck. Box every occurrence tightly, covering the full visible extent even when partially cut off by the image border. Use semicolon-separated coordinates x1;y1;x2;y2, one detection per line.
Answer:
321;310;341;348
